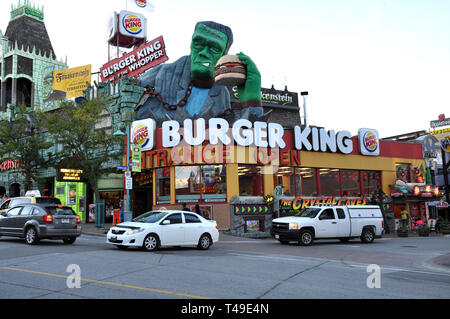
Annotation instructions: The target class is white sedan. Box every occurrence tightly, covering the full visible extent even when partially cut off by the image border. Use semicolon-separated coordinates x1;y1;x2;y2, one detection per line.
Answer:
106;210;219;251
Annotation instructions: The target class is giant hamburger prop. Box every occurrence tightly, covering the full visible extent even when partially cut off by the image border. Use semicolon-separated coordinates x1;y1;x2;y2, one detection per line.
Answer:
214;55;247;86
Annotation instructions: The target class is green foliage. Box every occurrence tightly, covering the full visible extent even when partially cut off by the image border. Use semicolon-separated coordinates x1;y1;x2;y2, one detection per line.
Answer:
0;105;56;191
37;98;122;200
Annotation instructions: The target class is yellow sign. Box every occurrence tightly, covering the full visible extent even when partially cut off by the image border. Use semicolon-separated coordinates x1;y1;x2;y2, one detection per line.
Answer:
60;168;84;181
430;127;450;135
52;65;91;99
441;135;450;152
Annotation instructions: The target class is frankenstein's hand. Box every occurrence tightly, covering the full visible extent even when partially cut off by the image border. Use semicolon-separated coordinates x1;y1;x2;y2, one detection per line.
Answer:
236;52;261;103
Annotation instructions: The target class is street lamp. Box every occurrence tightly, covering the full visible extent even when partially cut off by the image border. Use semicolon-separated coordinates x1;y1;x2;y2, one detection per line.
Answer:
114;124;132;222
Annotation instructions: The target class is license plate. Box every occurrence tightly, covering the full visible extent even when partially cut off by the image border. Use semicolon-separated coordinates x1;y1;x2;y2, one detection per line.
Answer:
275;235;279;239
61;219;70;224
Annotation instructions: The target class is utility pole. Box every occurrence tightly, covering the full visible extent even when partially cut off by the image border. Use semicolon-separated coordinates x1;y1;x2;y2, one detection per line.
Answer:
301;91;309;127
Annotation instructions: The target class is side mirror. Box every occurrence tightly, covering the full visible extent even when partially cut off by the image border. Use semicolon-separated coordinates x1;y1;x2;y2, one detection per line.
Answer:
162;220;170;225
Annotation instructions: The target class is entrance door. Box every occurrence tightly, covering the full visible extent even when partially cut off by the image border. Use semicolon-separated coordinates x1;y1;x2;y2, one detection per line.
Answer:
133;189;153;217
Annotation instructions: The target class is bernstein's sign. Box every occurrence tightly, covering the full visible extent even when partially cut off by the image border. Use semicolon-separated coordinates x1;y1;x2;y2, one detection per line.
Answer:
101;36;168;82
229;86;299;107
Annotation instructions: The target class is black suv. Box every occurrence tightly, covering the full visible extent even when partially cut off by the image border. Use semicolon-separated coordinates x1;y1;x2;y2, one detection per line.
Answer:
0;204;81;245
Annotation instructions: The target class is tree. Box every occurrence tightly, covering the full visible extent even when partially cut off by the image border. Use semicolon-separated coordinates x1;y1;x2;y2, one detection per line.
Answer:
0;105;56;192
38;98;122;202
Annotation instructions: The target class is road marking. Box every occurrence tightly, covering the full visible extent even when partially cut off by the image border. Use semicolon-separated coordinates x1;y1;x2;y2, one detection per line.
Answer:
348;264;450;277
0;267;210;299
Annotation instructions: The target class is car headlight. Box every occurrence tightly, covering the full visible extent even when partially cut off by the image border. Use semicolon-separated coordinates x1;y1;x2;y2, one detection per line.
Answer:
126;228;145;235
289;223;299;230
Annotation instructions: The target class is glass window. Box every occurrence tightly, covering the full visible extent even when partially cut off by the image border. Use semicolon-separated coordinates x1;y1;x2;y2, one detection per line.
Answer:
175;166;201;203
295;168;317;196
274;167;294;196
45;207;76;216
184;213;201;223
319;169;340;196
35;198;61;205
7;207;22;216
11;198;31;207
238;165;264;196
201;165;227;202
156;168;171;204
20;206;33;216
336;208;346;219
362;171;381;195
319;208;335;220
164;213;183;224
133;211;168;223
341;170;361;196
0;200;10;210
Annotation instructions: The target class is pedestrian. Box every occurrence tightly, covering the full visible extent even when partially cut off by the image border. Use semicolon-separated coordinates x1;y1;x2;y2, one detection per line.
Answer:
435;216;442;233
181;203;190;212
194;204;202;217
415;218;423;229
400;208;409;229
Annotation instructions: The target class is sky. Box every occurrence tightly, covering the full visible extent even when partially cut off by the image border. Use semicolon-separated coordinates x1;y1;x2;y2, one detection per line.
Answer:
1;0;449;138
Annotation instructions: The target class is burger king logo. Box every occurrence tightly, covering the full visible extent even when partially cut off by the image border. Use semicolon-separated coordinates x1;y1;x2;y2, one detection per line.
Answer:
363;131;378;153
135;0;148;8
122;13;143;35
131;119;156;152
133;124;150;148
358;128;380;156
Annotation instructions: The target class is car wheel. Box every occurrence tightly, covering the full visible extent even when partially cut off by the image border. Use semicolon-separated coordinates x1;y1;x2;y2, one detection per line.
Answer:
143;234;159;251
197;234;212;250
25;227;39;245
361;228;375;243
62;237;76;244
298;229;314;246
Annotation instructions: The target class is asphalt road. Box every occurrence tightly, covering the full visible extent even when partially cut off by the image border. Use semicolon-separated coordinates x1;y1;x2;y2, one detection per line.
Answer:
0;234;449;300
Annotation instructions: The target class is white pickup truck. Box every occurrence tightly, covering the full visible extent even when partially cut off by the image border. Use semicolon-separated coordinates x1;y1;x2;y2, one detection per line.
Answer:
271;205;384;246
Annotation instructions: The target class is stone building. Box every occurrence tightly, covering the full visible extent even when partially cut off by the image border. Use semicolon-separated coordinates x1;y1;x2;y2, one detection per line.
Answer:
0;1;67;197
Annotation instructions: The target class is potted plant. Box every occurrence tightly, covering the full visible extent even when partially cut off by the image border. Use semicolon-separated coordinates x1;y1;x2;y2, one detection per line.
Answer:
418;224;430;237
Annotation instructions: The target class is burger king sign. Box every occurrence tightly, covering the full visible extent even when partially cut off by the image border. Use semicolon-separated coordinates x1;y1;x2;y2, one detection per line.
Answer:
131;119;156;152
119;11;147;39
358;128;380;156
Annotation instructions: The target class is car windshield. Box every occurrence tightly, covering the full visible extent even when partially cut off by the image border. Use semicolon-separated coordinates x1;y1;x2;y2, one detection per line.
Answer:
295;208;322;218
36;197;62;205
45;207;76;216
132;211;169;223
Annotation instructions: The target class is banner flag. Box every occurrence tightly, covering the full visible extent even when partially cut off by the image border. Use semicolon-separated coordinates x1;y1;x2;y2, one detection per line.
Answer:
127;0;155;13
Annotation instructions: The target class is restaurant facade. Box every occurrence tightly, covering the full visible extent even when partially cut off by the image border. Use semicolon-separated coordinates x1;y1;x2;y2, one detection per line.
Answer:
122;117;436;231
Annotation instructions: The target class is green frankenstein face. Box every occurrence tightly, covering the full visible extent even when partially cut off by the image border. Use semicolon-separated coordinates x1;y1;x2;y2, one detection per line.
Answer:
190;23;228;80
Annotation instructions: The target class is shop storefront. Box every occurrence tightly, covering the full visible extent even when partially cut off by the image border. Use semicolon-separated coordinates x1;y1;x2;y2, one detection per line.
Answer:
127;120;434;231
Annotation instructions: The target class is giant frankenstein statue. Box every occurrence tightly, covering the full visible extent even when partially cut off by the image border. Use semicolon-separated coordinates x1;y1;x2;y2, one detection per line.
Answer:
135;21;263;124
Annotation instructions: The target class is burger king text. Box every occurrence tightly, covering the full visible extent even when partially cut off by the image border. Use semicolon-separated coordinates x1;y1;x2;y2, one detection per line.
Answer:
130;118;380;157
